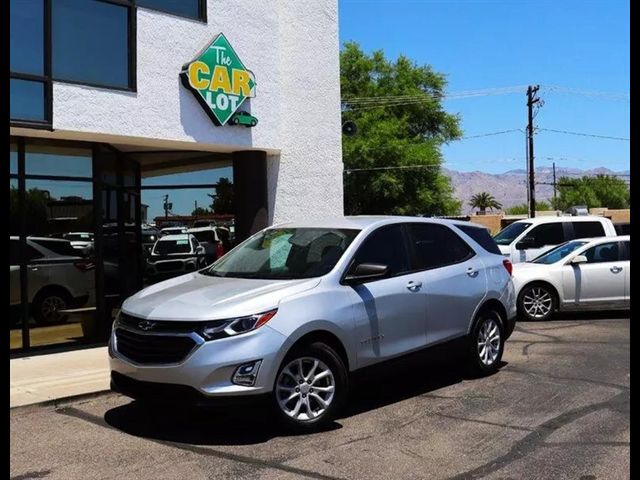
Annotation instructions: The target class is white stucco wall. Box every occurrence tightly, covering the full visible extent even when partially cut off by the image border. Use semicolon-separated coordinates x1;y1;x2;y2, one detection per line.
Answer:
45;0;343;223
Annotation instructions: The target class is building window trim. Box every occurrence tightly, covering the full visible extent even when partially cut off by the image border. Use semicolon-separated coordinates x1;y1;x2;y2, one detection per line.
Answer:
135;0;207;23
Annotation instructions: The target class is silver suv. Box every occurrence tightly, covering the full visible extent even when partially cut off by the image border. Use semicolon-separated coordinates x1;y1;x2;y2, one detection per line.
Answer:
110;217;516;431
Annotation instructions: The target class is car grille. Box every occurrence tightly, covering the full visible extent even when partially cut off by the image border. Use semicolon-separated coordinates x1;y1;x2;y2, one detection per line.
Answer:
155;260;185;272
115;328;197;365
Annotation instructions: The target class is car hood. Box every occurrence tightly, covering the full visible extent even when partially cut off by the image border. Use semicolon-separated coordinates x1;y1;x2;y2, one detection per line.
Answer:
122;272;321;321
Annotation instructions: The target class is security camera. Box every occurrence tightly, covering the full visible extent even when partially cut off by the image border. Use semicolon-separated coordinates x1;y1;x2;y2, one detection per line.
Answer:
342;121;357;136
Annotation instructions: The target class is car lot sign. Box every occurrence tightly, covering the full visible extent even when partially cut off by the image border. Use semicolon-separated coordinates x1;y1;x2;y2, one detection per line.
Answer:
180;33;256;126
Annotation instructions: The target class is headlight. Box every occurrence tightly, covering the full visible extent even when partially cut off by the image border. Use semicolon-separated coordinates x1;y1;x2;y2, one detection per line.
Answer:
199;309;277;340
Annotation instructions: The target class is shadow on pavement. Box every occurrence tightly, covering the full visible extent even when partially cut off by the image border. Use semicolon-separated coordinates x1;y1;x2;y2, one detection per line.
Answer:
520;309;630;322
104;338;504;446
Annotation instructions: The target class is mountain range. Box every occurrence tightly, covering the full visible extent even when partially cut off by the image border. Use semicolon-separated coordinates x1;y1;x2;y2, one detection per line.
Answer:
444;167;630;215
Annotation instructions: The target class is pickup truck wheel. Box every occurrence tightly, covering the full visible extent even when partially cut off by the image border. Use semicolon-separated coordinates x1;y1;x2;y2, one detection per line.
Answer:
32;288;71;326
273;342;347;432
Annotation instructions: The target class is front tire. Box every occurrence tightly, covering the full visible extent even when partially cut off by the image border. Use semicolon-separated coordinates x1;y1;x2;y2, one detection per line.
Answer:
273;342;347;432
466;309;504;377
518;282;556;321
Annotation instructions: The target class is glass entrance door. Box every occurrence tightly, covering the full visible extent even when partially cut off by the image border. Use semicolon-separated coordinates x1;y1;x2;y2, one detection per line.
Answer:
94;146;141;337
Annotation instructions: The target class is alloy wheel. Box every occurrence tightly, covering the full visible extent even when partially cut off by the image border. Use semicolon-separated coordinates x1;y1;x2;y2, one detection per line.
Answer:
41;295;67;323
276;357;336;422
522;287;553;319
477;317;501;366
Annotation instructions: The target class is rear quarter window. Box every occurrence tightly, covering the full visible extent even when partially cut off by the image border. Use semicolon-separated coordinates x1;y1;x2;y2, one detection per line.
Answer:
454;224;501;255
30;239;77;256
572;221;605;239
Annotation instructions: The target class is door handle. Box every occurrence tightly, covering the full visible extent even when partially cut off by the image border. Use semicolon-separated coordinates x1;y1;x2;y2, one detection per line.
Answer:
466;267;479;278
28;266;39;272
406;281;422;292
610;266;623;274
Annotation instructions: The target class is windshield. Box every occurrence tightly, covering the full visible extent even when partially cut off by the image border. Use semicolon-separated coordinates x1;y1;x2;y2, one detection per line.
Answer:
201;228;360;280
153;239;193;255
532;240;588;264
493;222;532;245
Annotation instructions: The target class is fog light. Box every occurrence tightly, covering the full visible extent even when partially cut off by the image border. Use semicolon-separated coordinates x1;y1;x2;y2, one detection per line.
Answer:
232;360;262;386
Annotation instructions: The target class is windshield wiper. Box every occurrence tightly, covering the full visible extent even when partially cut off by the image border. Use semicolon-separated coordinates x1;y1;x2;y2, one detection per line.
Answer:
200;269;225;277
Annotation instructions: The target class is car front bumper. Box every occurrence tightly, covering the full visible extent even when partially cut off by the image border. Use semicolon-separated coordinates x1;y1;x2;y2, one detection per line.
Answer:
109;324;291;398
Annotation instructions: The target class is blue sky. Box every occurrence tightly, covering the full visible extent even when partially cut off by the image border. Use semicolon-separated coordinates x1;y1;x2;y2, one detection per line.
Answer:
339;0;630;174
147;0;629;219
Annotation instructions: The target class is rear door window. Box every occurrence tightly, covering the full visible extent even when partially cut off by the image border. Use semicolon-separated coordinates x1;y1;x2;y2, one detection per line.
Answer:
583;242;620;263
620;241;630;261
527;223;565;247
408;223;475;270
572;221;605;239
29;239;77;257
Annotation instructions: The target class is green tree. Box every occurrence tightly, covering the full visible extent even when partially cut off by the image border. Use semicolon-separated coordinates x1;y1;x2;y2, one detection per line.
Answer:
209;177;234;214
191;206;210;216
469;192;502;215
505;201;551;215
552;175;629;210
10;186;50;235
341;42;462;216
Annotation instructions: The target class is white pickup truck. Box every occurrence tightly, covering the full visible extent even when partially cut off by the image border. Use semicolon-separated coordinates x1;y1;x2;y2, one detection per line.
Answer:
493;216;618;263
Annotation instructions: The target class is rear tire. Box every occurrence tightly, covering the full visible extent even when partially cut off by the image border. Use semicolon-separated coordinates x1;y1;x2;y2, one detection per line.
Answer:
466;309;504;377
273;342;348;433
32;288;71;326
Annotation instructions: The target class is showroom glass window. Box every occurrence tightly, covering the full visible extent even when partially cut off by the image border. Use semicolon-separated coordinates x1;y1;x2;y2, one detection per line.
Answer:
10;139;99;353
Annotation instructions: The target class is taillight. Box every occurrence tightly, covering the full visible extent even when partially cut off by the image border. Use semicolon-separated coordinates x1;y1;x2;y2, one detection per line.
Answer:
74;259;95;272
502;259;513;276
215;243;225;258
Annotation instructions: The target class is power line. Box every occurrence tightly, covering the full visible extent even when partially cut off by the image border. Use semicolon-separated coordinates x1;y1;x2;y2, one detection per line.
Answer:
342;86;529;109
538;128;630;141
541;85;630;102
457;129;522;140
345;164;442;173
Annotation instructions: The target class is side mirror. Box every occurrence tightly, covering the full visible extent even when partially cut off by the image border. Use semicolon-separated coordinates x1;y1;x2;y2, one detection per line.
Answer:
343;263;389;285
516;236;537;250
571;255;587;265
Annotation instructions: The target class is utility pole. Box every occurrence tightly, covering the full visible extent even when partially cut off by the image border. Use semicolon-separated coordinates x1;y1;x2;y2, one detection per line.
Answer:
163;194;169;220
194;200;198;219
527;85;541;218
552;162;557;207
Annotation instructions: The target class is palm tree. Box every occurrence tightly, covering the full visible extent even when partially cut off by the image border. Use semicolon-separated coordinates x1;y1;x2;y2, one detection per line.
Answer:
469;192;502;215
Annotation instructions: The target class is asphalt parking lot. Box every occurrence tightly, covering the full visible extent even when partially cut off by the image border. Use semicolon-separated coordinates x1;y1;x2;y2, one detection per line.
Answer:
10;312;629;480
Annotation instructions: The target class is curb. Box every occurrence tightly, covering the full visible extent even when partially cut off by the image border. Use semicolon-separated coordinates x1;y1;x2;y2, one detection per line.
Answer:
11;389;115;411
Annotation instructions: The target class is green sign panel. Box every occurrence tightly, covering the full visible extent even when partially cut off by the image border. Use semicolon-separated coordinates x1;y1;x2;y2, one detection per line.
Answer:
180;33;256;126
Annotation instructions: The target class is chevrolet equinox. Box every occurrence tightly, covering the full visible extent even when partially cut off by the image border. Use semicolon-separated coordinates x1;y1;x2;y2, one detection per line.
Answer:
110;217;516;431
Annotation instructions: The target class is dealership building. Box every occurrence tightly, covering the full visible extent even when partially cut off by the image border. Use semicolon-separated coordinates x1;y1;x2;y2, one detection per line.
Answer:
10;0;343;354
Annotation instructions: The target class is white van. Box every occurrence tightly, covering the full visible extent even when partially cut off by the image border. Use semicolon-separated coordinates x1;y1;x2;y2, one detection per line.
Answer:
493;216;617;263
